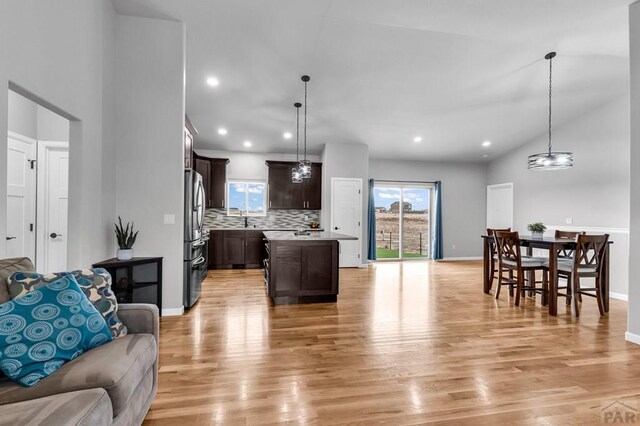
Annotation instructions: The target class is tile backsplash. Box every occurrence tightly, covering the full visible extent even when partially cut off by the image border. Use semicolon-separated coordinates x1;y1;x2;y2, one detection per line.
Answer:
204;208;320;229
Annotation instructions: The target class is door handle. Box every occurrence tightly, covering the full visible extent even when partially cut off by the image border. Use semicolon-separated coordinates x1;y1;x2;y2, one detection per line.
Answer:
334;227;339;230
6;237;16;241
50;233;62;239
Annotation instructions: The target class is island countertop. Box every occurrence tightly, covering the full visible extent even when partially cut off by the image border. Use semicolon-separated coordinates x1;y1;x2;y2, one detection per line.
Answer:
263;230;357;241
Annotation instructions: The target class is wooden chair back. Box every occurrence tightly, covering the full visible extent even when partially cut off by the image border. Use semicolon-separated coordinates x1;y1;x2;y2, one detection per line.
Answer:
487;228;511;255
572;234;609;274
555;230;585;258
494;231;521;268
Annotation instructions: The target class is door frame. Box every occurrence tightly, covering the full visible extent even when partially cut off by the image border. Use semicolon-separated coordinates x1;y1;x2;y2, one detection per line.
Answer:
372;182;435;261
486;182;514;229
6;131;37;260
330;177;363;267
36;140;69;272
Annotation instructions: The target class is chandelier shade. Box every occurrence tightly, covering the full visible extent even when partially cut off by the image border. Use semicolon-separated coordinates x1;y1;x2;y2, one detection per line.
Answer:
527;51;573;171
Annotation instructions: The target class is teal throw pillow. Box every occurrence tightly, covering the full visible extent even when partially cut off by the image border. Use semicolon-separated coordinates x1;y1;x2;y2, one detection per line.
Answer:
7;268;128;339
0;275;113;387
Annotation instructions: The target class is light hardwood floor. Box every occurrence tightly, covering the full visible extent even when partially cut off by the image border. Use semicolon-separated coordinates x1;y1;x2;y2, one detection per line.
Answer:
144;261;640;425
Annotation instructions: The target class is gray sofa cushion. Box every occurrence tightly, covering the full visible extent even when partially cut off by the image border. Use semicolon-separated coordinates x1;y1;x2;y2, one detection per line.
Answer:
0;388;112;426
0;333;156;417
0;258;34;304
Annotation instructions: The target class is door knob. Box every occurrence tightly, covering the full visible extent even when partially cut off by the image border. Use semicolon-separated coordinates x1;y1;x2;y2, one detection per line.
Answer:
5;237;16;241
334;227;339;230
49;233;62;239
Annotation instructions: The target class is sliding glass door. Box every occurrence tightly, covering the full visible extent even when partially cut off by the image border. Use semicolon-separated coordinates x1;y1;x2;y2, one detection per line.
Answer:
373;184;432;260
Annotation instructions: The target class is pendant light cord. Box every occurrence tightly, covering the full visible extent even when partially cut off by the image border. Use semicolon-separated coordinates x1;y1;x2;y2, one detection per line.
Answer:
303;80;308;161
548;55;553;156
295;104;300;163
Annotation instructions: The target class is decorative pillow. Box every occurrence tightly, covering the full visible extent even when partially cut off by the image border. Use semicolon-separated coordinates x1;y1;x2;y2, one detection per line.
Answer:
7;269;127;339
0;275;113;386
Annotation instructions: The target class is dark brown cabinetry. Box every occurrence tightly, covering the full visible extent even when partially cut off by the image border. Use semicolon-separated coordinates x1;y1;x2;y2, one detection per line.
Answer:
264;239;338;304
266;161;322;210
195;154;228;208
209;230;264;269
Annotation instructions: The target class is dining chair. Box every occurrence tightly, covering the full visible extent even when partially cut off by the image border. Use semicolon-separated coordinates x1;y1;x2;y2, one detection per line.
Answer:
556;234;609;317
494;231;548;306
552;230;586;306
487;228;511;290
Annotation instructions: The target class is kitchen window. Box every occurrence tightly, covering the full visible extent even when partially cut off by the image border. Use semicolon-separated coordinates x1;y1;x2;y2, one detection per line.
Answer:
227;181;267;216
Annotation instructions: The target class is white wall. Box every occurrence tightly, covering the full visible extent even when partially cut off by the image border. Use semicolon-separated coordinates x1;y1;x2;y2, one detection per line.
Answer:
628;1;640;342
322;143;369;265
37;106;69;141
195;149;320;181
115;15;186;314
0;0;117;268
488;96;630;297
8;90;37;139
369;159;487;259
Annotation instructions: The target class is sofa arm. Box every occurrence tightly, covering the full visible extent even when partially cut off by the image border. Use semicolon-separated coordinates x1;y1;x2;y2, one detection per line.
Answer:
118;304;159;345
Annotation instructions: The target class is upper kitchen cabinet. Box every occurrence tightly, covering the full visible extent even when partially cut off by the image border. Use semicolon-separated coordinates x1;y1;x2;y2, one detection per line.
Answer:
302;163;322;210
195;153;229;209
184;115;197;169
266;161;322;210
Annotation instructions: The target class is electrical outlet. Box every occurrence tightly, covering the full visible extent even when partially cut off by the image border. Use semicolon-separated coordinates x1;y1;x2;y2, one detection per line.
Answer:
304;215;309;221
163;214;175;225
565;217;573;224
452;244;456;250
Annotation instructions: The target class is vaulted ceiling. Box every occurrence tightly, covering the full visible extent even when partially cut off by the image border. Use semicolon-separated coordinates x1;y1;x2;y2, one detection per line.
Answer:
113;0;631;161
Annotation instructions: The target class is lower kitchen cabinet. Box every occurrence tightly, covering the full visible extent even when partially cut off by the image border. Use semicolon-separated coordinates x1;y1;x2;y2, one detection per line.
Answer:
209;230;265;269
264;239;339;304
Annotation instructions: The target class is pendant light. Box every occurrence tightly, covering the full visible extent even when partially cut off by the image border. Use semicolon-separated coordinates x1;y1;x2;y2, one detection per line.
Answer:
527;52;573;170
291;102;303;183
299;75;312;179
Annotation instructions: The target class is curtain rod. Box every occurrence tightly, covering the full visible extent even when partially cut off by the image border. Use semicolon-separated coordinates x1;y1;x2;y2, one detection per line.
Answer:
373;179;437;184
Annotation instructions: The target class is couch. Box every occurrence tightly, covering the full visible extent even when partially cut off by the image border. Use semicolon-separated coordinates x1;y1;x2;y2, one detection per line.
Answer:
0;257;159;426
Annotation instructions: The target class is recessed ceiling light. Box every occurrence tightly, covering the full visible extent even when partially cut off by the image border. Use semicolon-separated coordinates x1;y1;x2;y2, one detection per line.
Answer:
283;132;292;140
217;128;228;135
483;154;489;158
243;141;252;148
482;140;491;147
413;136;423;143
206;76;220;87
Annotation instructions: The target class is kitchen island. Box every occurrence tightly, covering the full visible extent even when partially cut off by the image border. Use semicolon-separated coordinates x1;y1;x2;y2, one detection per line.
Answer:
263;231;357;304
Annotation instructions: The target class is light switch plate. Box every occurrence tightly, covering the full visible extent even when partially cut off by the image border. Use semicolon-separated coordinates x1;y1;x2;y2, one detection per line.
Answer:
565;217;573;224
163;214;175;225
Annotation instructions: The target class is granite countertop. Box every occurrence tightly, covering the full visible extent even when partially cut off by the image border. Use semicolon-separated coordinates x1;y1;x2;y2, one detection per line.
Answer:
206;227;324;232
263;230;358;241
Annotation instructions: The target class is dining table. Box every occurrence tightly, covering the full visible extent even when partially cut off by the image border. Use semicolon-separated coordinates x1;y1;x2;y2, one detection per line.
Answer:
481;234;612;316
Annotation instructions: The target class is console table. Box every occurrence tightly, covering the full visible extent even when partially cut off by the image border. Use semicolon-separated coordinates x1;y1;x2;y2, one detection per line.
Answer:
92;257;163;316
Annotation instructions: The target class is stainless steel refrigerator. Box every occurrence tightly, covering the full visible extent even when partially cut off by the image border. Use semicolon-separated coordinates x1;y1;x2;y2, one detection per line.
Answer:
184;170;208;309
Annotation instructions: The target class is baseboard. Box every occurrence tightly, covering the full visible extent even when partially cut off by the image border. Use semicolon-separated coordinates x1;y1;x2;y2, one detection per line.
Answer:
610;292;628;301
161;306;184;316
626;331;640;346
441;257;483;261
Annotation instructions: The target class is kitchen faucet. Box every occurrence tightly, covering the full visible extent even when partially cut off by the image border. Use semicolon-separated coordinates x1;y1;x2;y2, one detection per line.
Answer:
244;216;249;228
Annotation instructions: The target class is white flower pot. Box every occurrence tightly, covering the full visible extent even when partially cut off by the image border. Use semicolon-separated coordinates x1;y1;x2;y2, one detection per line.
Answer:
117;249;134;260
531;232;544;239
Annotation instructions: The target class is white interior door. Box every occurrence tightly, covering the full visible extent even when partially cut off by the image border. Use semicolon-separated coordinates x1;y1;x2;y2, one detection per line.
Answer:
37;142;69;272
331;178;362;267
486;183;513;230
6;133;36;260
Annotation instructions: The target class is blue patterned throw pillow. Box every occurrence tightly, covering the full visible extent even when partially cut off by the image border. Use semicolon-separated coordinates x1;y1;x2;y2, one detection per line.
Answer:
0;275;113;387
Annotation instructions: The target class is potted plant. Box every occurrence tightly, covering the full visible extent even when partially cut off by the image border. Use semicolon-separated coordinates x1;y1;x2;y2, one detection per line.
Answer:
115;217;139;260
527;222;547;239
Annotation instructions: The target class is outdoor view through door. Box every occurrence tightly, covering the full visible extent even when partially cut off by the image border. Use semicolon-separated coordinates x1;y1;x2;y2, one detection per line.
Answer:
373;184;431;259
